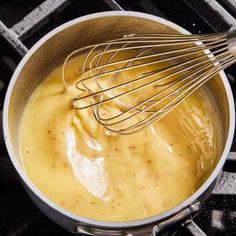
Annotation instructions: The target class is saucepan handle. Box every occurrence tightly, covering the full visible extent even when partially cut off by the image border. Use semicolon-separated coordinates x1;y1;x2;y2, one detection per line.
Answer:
76;202;202;235
185;220;207;236
152;202;201;235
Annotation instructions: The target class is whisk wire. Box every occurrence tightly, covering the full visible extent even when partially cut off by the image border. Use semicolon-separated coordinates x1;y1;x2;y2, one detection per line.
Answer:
94;52;233;129
79;38;227;89
64;31;235;134
73;42;229;109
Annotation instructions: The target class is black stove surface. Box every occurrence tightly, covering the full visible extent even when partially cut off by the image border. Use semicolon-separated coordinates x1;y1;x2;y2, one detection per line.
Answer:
0;1;236;235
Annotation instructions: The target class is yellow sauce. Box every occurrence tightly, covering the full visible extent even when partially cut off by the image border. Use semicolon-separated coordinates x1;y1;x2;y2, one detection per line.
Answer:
19;54;222;221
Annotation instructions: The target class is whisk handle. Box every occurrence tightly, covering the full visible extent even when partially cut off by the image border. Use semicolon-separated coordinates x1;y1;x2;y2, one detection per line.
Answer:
227;27;236;57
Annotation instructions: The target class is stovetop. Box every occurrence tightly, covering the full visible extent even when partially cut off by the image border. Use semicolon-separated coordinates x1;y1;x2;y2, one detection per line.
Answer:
0;1;236;235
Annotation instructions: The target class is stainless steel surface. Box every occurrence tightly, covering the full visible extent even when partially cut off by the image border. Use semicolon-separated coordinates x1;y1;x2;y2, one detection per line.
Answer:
3;11;235;235
77;225;131;236
71;30;236;135
77;202;200;235
152;202;201;234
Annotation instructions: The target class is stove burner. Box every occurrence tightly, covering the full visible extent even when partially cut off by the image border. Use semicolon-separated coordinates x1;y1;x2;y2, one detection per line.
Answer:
0;0;235;235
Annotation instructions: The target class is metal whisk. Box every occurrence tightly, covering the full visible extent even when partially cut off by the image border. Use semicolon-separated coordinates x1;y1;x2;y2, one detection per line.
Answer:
63;28;236;135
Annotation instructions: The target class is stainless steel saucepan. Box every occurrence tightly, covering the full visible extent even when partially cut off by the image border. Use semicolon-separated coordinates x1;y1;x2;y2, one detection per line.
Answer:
3;11;235;235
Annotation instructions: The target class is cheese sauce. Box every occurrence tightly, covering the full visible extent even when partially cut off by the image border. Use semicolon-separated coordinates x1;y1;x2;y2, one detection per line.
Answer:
19;55;223;221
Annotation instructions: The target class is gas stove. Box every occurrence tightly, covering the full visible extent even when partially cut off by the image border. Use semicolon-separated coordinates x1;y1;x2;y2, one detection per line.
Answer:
0;1;236;235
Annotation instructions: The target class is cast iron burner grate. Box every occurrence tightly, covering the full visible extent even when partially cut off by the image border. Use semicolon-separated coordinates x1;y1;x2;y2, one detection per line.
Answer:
0;0;236;235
